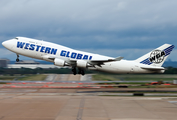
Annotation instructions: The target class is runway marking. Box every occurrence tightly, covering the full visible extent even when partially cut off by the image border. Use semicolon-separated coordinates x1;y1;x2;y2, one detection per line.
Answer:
77;97;85;120
110;118;163;120
13;97;32;99
168;101;177;106
0;93;26;101
168;101;177;103
54;96;71;120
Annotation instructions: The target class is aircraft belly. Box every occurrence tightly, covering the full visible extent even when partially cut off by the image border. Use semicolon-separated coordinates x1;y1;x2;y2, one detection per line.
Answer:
96;63;129;74
96;62;157;74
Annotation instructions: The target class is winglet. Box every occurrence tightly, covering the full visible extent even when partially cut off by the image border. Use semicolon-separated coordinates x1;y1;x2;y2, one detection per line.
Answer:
114;57;124;61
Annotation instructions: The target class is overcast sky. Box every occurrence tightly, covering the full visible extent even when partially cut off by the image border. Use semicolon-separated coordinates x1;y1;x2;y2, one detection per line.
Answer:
0;0;177;61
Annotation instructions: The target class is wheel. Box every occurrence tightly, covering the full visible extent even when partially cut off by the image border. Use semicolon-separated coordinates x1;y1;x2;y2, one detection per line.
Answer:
72;67;77;75
73;71;77;75
81;70;85;76
78;69;81;74
16;58;19;62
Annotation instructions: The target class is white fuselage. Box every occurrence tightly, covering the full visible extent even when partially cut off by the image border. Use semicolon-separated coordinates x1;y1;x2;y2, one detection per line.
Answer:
2;37;165;74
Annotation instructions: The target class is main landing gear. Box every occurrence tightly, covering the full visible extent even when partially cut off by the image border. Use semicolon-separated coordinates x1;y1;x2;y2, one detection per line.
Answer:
16;55;20;62
72;67;77;75
78;68;85;76
72;67;85;76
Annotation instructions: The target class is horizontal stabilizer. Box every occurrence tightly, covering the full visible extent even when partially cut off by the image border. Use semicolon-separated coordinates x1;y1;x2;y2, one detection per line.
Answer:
141;66;165;70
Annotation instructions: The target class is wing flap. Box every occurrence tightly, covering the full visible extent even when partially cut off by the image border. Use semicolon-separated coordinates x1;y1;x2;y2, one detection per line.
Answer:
90;56;123;62
87;56;123;67
42;55;123;67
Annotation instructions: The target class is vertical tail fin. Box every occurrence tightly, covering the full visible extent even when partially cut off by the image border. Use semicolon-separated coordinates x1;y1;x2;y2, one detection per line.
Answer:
135;44;175;67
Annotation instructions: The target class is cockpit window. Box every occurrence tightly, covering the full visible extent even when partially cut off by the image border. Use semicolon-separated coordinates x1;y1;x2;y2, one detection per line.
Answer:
15;37;18;40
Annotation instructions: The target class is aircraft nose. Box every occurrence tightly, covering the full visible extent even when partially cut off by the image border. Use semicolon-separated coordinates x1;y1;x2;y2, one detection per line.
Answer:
2;41;8;47
2;39;13;49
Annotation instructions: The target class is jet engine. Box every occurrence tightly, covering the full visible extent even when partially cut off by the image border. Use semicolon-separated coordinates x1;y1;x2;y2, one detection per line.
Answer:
77;60;88;68
54;58;65;67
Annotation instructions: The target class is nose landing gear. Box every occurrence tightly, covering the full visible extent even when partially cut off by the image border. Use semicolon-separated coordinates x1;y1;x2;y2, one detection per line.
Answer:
16;55;20;62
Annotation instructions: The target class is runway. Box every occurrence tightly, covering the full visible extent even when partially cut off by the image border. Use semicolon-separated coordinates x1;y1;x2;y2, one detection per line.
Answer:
44;74;90;81
0;74;177;120
0;89;177;120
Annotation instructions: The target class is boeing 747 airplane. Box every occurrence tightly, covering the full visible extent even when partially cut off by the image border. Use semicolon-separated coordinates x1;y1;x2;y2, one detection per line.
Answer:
2;37;175;75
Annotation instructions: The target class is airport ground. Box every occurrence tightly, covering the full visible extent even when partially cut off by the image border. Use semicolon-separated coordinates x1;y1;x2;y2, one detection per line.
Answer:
0;89;177;120
0;74;177;120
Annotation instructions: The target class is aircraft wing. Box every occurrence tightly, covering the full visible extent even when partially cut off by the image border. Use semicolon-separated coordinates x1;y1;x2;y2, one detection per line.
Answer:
87;56;124;67
90;57;124;62
43;55;123;67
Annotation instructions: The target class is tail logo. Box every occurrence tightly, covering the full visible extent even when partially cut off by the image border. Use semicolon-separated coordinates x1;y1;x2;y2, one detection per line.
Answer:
149;50;166;64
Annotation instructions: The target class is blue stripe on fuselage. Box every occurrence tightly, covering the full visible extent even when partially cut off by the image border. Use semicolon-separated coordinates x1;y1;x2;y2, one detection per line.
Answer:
16;41;57;55
60;50;92;60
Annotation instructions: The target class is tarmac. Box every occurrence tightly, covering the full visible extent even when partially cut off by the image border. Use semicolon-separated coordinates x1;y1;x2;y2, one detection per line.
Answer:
0;74;177;120
0;88;177;120
0;91;177;120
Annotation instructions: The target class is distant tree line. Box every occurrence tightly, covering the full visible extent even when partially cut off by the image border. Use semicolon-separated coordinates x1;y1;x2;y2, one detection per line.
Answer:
0;67;176;75
0;67;95;75
164;67;177;74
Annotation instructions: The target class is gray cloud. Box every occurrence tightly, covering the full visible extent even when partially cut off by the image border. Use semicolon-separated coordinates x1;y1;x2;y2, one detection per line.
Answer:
0;0;177;60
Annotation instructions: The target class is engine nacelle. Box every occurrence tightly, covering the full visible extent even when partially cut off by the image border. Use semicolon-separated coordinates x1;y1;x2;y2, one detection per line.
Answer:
77;60;88;68
54;58;65;67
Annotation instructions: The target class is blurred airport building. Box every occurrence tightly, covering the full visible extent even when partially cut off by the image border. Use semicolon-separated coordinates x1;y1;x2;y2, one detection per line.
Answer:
15;60;40;64
1;59;61;69
0;58;177;69
0;59;10;67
